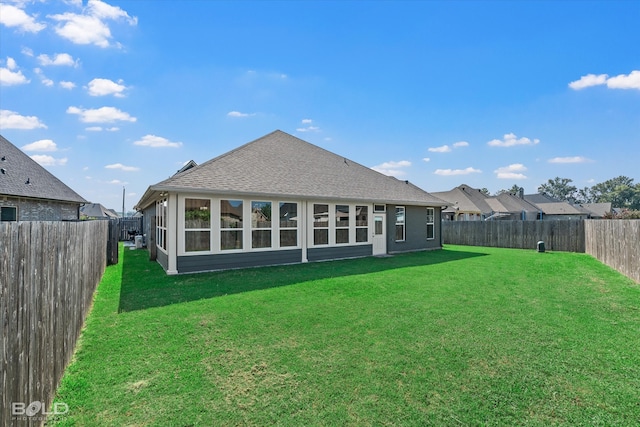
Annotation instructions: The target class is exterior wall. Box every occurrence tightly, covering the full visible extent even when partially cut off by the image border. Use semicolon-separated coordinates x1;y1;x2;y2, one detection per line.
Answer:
142;204;156;243
0;196;80;221
156;247;169;271
307;244;373;262
177;249;302;273
387;205;441;253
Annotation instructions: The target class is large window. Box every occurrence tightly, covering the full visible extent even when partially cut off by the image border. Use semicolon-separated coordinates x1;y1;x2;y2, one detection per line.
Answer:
335;205;349;244
395;206;405;242
0;206;17;222
313;204;329;245
185;198;210;252
221;200;243;250
279;202;298;247
251;201;272;249
156;198;167;251
426;207;435;240
356;205;368;242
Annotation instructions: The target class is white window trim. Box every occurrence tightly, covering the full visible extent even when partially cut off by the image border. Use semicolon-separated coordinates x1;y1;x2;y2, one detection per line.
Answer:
395;206;406;242
179;196;214;255
156;198;168;254
426;207;435;240
308;201;372;248
250;200;274;251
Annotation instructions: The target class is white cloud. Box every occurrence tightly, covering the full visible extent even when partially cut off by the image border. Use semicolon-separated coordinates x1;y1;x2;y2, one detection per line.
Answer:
37;53;78;67
428;145;452;153
107;179;128;185
87;78;127;97
21;139;58;152
227;111;254;117
371;160;411;177
569;73;608;90
42;77;54;86
86;126;103;131
60;81;76;89
133;134;182;148
296;126;320;132
67;106;136;123
548;156;592;164
1;57;30;85
21;47;34;57
105;163;139;172
434;167;482;176
487;133;539;147
106;127;119;131
30;154;67;166
49;0;137;48
569;71;640;91
494;163;527;180
452;141;469;148
606;70;640;90
0;109;47;129
0;3;46;33
301;118;313;124
423;157;431;162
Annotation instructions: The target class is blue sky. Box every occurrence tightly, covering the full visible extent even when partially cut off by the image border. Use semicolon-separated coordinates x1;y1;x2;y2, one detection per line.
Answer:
1;0;638;212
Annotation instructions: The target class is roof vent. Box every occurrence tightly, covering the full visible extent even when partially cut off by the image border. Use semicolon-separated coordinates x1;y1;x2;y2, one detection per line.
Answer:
1;168;5;174
1;156;5;161
25;178;31;185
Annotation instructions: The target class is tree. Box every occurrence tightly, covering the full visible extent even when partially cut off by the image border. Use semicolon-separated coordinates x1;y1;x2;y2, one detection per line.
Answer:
588;176;640;209
495;184;523;196
537;177;577;201
479;188;490;196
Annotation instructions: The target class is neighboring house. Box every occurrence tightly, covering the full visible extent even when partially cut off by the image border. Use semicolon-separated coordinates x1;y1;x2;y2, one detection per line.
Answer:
135;130;448;274
524;193;609;220
578;203;612;218
0;135;87;221
432;184;491;221
80;203;119;220
434;185;539;220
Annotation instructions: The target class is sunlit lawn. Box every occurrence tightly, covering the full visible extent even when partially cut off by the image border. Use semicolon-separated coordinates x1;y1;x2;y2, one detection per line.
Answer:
52;244;640;426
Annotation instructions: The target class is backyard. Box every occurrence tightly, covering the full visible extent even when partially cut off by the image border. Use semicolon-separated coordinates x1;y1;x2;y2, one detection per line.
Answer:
51;244;640;426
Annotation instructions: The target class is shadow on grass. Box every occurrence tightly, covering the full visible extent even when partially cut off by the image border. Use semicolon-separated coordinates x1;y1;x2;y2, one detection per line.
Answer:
118;246;488;313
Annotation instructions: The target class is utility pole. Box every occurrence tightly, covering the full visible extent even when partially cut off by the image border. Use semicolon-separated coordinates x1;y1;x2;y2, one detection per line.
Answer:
122;186;125;218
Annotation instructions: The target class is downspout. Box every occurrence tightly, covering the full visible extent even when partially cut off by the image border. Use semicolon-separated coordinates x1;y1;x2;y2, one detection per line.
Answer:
440;206;446;248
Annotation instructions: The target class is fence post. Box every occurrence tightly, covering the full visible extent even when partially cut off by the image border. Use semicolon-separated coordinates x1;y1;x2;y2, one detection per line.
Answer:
107;220;119;265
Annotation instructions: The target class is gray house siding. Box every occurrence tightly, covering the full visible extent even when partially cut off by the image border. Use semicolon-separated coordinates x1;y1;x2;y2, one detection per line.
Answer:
177;249;303;273
387;205;441;253
0;196;80;221
156;249;169;271
307;244;373;262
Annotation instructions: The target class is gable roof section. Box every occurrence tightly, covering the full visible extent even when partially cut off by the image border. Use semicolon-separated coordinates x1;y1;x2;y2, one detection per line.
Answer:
432;184;493;214
0;135;87;204
492;192;540;213
536;202;586;215
136;130;447;209
80;203;119;219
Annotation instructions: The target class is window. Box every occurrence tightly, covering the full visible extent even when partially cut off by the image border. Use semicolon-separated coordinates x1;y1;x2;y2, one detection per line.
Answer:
426;207;435;240
356;205;368;242
374;204;386;213
221;200;243;250
251;201;272;249
313;204;329;245
335;204;349;244
156;198;167;251
184;198;210;252
0;206;17;221
395;206;405;242
279;202;298;247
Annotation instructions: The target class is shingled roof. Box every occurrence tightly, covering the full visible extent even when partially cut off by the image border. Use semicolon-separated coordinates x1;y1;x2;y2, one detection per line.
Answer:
0;135;87;204
137;130;447;209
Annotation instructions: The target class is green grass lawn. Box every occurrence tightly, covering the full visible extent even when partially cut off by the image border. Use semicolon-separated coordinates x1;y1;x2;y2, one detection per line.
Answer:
51;245;640;426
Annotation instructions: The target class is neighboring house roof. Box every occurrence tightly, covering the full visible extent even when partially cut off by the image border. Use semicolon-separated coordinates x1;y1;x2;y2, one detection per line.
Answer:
80;203;119;219
0;135;87;204
491;192;540;213
535;202;586;215
578;203;612;218
175;160;197;175
432;184;492;214
524;193;561;204
136;130;448;209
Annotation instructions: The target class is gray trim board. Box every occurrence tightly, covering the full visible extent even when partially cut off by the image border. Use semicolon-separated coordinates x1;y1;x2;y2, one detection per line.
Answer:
307;244;373;262
177;249;303;273
156;249;169;271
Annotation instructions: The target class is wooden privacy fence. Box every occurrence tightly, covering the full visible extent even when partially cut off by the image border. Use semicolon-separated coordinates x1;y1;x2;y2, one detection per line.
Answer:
585;220;640;284
442;220;586;253
118;217;143;241
0;220;108;427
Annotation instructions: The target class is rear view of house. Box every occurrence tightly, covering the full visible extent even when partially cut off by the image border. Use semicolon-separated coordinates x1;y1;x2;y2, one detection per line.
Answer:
136;130;448;274
0;135;87;221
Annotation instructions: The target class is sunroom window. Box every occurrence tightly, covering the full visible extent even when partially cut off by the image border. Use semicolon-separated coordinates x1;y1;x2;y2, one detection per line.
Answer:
221;199;243;250
335;204;349;244
395;206;406;242
313;204;329;245
251;201;272;249
279;202;298;247
426;207;435;240
356;205;368;242
184;198;210;252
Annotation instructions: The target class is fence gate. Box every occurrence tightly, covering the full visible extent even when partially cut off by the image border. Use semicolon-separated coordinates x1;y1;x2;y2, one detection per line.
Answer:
117;217;143;241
